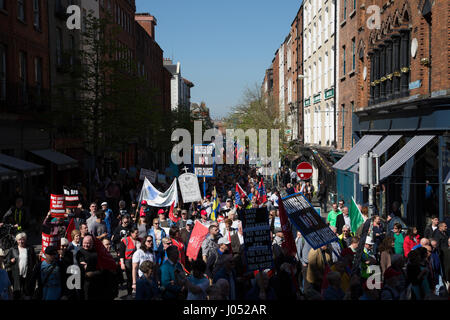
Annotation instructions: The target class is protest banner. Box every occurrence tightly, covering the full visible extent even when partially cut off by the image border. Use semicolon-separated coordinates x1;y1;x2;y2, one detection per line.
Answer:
64;187;79;208
241;207;273;271
193;144;214;177
281;192;338;250
139;168;157;183
186;221;209;260
178;172;202;203
50;194;65;218
41;232;60;261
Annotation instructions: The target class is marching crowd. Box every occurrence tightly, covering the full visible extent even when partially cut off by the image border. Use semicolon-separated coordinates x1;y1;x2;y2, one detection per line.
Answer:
0;164;449;301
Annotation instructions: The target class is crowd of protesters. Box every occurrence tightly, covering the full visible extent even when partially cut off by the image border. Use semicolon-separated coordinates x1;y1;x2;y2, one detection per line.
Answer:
0;163;449;301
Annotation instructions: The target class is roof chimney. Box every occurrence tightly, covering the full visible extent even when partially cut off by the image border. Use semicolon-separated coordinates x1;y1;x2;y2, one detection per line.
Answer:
135;13;157;40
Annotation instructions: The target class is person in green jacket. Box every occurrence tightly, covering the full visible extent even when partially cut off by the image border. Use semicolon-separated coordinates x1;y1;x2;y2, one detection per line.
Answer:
326;203;342;228
392;223;405;256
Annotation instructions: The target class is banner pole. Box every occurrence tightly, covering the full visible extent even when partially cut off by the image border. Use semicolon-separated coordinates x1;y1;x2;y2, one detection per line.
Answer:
203;177;206;198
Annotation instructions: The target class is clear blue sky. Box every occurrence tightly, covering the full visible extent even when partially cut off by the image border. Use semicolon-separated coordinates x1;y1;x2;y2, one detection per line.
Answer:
136;0;303;119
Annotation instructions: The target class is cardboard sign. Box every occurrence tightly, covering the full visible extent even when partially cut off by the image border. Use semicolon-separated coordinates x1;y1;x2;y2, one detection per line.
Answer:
241;207;273;271
178;173;202;203
193;144;214;177
50;194;65;218
64;187;79;209
281;193;338;250
139;168;156;183
41;232;60;261
186;221;209;260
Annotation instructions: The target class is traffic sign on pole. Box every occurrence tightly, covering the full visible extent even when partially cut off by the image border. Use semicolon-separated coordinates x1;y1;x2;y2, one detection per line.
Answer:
296;162;313;180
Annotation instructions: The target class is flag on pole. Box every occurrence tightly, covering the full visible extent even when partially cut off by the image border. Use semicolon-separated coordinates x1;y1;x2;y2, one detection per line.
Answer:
235;183;247;207
349;197;364;233
257;178;267;205
211;187;220;221
168;201;180;224
65;218;75;242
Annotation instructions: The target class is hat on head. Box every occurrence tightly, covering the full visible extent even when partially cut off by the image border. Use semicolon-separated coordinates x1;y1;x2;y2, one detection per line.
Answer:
206;195;211;199
201;210;208;216
45;246;58;256
158;209;165;215
101;202;108;207
218;237;231;245
365;236;374;245
217;216;224;223
141;200;148;205
383;267;401;280
186;219;194;225
226;198;232;202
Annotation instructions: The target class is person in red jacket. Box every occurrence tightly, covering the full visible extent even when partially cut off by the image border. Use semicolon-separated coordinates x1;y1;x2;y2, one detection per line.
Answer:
403;226;420;257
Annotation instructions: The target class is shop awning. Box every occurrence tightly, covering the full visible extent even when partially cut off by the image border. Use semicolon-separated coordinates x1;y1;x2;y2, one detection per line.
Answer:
0;166;19;181
332;135;382;171
349;135;402;173
0;154;44;177
380;135;435;181
30;149;78;171
311;149;334;174
445;171;450;184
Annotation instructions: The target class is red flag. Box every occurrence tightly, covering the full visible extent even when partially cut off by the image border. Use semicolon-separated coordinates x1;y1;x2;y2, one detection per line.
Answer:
65;218;75;242
235;183;247;208
277;193;297;257
172;238;186;266
257;179;267;205
94;237;118;271
168;201;180;224
186;221;209;260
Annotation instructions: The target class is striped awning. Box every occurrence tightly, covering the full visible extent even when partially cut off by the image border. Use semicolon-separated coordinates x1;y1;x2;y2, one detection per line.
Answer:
380;135;435;181
0;153;44;177
30;149;78;171
0;166;19;181
333;135;382;171
349;135;402;173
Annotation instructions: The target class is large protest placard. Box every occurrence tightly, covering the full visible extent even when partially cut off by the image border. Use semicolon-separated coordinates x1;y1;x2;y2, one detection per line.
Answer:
241;207;273;271
193;144;214;177
139;168;157;183
281;193;338;250
186;221;210;260
50;194;65;218
41;232;60;261
178;172;202;203
64;187;79;209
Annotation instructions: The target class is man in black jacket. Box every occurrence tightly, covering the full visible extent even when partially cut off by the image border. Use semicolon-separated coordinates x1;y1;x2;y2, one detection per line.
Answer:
424;216;439;240
432;222;449;256
1;198;30;233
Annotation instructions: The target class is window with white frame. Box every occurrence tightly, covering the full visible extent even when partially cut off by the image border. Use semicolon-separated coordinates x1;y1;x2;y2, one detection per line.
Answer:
318;58;322;93
318;16;322;46
331;0;335;34
313;63;316;94
325;51;329;87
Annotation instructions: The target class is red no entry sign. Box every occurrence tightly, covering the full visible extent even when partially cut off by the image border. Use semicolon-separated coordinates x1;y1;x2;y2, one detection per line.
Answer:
296;162;313;180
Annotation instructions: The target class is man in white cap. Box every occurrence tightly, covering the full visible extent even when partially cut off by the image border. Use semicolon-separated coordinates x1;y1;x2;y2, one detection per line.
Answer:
361;236;377;279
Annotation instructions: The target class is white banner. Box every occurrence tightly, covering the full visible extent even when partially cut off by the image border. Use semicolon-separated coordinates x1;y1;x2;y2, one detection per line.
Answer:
178;173;202;203
139;168;156;183
138;177;178;207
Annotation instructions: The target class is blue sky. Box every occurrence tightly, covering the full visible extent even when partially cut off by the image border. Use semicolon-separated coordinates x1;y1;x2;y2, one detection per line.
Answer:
135;0;303;119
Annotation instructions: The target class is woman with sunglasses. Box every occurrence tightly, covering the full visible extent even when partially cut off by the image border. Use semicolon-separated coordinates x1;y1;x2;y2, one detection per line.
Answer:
132;236;156;291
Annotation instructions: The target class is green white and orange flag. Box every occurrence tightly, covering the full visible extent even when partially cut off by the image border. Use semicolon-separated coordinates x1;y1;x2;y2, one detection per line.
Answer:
350;197;364;233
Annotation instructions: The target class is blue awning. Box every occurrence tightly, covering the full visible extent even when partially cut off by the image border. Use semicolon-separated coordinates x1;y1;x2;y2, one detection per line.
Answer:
333;135;382;171
380;135;435;181
0;154;44;177
30;149;78;171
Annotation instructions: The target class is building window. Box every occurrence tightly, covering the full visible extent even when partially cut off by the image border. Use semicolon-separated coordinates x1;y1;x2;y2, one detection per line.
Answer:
34;57;42;100
341;104;345;149
19;51;27;103
0;0;6;10
33;0;40;29
353;0;357;10
352;38;356;70
56;27;63;67
17;0;25;21
342;46;346;75
343;0;347;19
0;44;5;101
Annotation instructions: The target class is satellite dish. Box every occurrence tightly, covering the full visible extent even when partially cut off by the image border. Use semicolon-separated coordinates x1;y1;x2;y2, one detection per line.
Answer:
411;38;418;58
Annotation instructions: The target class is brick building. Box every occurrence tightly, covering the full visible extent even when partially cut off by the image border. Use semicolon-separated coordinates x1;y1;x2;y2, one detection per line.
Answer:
0;0;51;211
333;0;450;230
